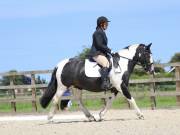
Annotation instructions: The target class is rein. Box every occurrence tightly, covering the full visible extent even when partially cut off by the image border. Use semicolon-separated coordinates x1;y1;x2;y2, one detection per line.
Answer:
118;55;142;66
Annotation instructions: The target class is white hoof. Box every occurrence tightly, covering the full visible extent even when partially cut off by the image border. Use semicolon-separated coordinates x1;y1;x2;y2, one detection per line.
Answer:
137;113;144;120
47;115;54;122
99;113;105;121
88;115;96;122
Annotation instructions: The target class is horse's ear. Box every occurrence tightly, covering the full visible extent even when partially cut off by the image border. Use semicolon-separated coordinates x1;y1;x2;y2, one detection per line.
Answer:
146;43;152;50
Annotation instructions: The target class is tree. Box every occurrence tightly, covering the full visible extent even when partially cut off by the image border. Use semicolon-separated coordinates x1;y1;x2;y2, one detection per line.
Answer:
0;70;46;86
154;60;165;73
0;70;22;85
169;52;180;63
77;46;90;60
0;70;47;96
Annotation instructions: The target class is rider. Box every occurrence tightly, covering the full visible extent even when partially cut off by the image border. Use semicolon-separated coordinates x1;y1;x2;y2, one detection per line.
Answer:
88;16;112;90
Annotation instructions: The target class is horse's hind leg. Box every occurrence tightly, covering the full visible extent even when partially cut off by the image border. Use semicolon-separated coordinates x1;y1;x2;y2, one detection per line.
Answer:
47;59;69;122
99;93;116;121
75;90;96;122
47;86;66;121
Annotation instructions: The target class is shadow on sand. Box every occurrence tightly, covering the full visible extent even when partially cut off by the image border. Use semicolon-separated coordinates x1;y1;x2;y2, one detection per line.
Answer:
39;117;139;125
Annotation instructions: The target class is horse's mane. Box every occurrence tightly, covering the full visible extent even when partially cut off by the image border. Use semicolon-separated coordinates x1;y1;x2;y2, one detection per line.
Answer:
118;44;140;59
123;46;130;49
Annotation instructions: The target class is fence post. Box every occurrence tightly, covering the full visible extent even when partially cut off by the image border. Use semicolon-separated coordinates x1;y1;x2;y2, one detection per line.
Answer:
10;77;16;112
175;66;180;106
150;75;156;110
31;74;37;112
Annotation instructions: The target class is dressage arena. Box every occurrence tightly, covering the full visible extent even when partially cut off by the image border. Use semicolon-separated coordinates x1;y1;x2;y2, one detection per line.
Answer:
0;109;180;135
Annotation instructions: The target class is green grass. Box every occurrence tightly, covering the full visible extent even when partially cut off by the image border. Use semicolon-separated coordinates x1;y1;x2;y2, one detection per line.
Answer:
0;96;177;113
62;96;177;111
0;103;11;112
0;102;51;113
156;96;177;108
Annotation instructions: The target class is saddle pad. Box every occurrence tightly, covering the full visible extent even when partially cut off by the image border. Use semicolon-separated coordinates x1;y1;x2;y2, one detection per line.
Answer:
85;59;101;77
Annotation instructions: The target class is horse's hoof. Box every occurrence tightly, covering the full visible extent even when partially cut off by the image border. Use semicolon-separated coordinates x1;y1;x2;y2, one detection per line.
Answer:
88;115;96;122
139;115;145;120
137;114;144;120
99;114;105;121
98;118;104;122
47;116;53;122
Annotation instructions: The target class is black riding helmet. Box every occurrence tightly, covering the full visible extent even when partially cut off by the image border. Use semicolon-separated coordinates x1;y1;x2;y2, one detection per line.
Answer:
97;16;110;27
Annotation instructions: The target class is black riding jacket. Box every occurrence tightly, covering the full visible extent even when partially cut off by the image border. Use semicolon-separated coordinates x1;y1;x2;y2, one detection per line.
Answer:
88;27;111;57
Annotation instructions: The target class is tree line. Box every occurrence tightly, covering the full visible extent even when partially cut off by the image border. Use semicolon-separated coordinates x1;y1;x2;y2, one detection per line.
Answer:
0;70;46;86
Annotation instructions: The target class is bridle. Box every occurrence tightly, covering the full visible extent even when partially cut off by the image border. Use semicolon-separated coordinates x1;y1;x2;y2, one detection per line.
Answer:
139;50;153;72
115;50;153;72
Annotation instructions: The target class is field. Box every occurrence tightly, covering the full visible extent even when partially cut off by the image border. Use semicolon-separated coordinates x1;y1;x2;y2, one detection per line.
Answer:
0;109;180;135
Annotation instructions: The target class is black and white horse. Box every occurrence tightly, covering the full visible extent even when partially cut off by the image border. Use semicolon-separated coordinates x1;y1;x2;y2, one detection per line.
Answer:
40;43;154;121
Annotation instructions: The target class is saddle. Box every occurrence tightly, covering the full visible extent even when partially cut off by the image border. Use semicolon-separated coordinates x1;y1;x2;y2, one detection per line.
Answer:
85;59;102;77
85;53;121;77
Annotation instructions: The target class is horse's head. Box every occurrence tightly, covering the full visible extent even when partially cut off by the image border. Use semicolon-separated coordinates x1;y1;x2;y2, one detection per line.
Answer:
135;43;154;74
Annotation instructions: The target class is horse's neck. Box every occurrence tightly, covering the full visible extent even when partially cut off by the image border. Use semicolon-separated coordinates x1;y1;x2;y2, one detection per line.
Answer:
128;59;137;74
118;47;137;60
118;48;137;74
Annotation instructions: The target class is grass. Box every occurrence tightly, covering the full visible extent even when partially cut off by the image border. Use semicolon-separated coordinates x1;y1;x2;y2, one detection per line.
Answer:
62;96;177;110
156;96;177;108
0;95;177;113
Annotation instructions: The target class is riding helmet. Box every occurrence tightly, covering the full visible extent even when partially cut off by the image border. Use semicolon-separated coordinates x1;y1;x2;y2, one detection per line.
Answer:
97;16;110;26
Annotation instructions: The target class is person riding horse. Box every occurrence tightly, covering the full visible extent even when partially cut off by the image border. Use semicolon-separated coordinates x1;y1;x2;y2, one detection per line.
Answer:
88;16;112;90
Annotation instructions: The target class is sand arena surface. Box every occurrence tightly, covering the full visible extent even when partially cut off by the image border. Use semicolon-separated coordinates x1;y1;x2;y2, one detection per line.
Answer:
0;109;180;135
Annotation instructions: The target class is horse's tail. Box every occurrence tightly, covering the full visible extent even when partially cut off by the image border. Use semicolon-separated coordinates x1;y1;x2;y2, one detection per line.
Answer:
40;67;58;108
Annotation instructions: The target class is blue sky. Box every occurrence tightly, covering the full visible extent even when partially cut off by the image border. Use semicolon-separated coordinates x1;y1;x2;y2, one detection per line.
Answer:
0;0;180;72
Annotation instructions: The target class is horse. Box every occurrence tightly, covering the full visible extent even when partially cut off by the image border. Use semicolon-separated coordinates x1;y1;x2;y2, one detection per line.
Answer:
40;43;154;122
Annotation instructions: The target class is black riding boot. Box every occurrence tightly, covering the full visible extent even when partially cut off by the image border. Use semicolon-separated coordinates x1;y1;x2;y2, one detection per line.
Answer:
100;67;111;90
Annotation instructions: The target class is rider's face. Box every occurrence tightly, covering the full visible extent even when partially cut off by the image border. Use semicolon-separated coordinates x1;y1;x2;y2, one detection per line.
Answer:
101;22;108;30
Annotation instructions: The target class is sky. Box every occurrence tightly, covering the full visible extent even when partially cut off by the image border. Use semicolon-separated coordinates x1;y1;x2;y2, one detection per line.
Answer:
0;0;180;72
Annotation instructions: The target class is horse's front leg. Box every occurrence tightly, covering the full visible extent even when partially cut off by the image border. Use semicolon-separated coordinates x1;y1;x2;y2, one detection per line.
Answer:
127;97;144;119
99;93;116;121
121;82;144;119
76;90;96;122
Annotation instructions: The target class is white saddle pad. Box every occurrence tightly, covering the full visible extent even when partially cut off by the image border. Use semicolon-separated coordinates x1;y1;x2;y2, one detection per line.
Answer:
85;59;101;77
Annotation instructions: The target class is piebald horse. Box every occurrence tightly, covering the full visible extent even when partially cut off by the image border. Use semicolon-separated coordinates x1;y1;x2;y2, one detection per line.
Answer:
40;43;154;121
